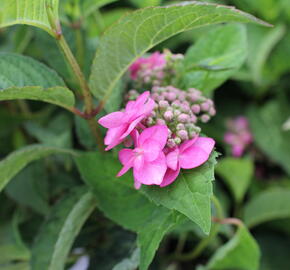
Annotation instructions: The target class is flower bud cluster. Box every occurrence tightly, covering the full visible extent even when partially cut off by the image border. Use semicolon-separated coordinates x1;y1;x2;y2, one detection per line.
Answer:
224;116;253;157
129;50;183;89
127;86;216;148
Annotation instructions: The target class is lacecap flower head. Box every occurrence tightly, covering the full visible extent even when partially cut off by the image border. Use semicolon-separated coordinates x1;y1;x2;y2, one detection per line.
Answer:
99;87;215;189
129;50;183;89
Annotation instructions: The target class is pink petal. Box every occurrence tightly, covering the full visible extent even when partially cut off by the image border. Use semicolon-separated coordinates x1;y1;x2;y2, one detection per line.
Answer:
179;137;215;169
232;145;244;157
142;140;162;162
160;165;180;187
224;132;235;144
179;136;199;153
104;125;127;150
130;129;139;146
98;112;125;128
166;148;179;170
117;149;134;177
120;115;144;140
125;100;135;111
140;98;155;116
139;125;168;149
133;152;167;185
133;155;144;170
134;180;142;189
119;149;134;165
134;91;150;107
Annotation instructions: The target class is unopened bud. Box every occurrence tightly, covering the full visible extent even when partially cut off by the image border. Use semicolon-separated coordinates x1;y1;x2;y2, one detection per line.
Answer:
159;100;169;109
178;113;190;123
177;130;188;140
174;109;181;116
156;118;166;125
177;123;185;130
201;102;210;112
164;111;173;121
209;107;216;116
174;137;181;144
201;114;210;123
191;105;200;114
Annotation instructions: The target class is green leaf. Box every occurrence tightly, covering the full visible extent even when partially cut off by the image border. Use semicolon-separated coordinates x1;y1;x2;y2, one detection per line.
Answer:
75;152;179;270
89;2;270;104
244;189;290;228
129;0;161;8
31;188;96;270
25;114;73;148
113;249;140;270
82;0;119;18
206;224;260;270
0;216;30;264
74;113;98;150
0;86;75;110
248;101;290;175
183;24;247;95
0;263;30;270
0;144;75;192
250;24;286;86
142;152;217;235
0;0;59;36
0;53;65;89
5;162;50;215
216;158;253;203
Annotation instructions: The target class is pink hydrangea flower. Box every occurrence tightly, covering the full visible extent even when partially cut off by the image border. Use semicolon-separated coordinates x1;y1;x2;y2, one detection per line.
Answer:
224;116;253;157
98;91;155;150
117;125;168;189
160;137;215;187
129;52;166;80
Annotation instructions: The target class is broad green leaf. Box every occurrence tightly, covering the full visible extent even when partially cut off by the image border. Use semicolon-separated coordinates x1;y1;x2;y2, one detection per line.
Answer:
142;152;218;235
0;86;75;110
75;152;179;270
5;162;50;215
244;189;290;228
183;24;247;95
206;224;260;270
0;0;59;36
249;101;290;175
0;53;65;88
89;2;270;104
0;144;75;192
216;158;253;203
31;188;96;270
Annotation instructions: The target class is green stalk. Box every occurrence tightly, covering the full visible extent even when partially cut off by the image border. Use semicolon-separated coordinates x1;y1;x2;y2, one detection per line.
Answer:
47;6;103;150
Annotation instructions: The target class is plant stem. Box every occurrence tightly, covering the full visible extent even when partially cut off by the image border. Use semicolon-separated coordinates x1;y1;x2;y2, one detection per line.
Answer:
57;35;103;149
75;28;85;69
57;35;93;114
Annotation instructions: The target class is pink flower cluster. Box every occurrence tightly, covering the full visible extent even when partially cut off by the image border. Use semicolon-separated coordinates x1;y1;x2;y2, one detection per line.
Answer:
129;51;183;88
127;86;216;148
224;116;253;157
99;92;215;189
